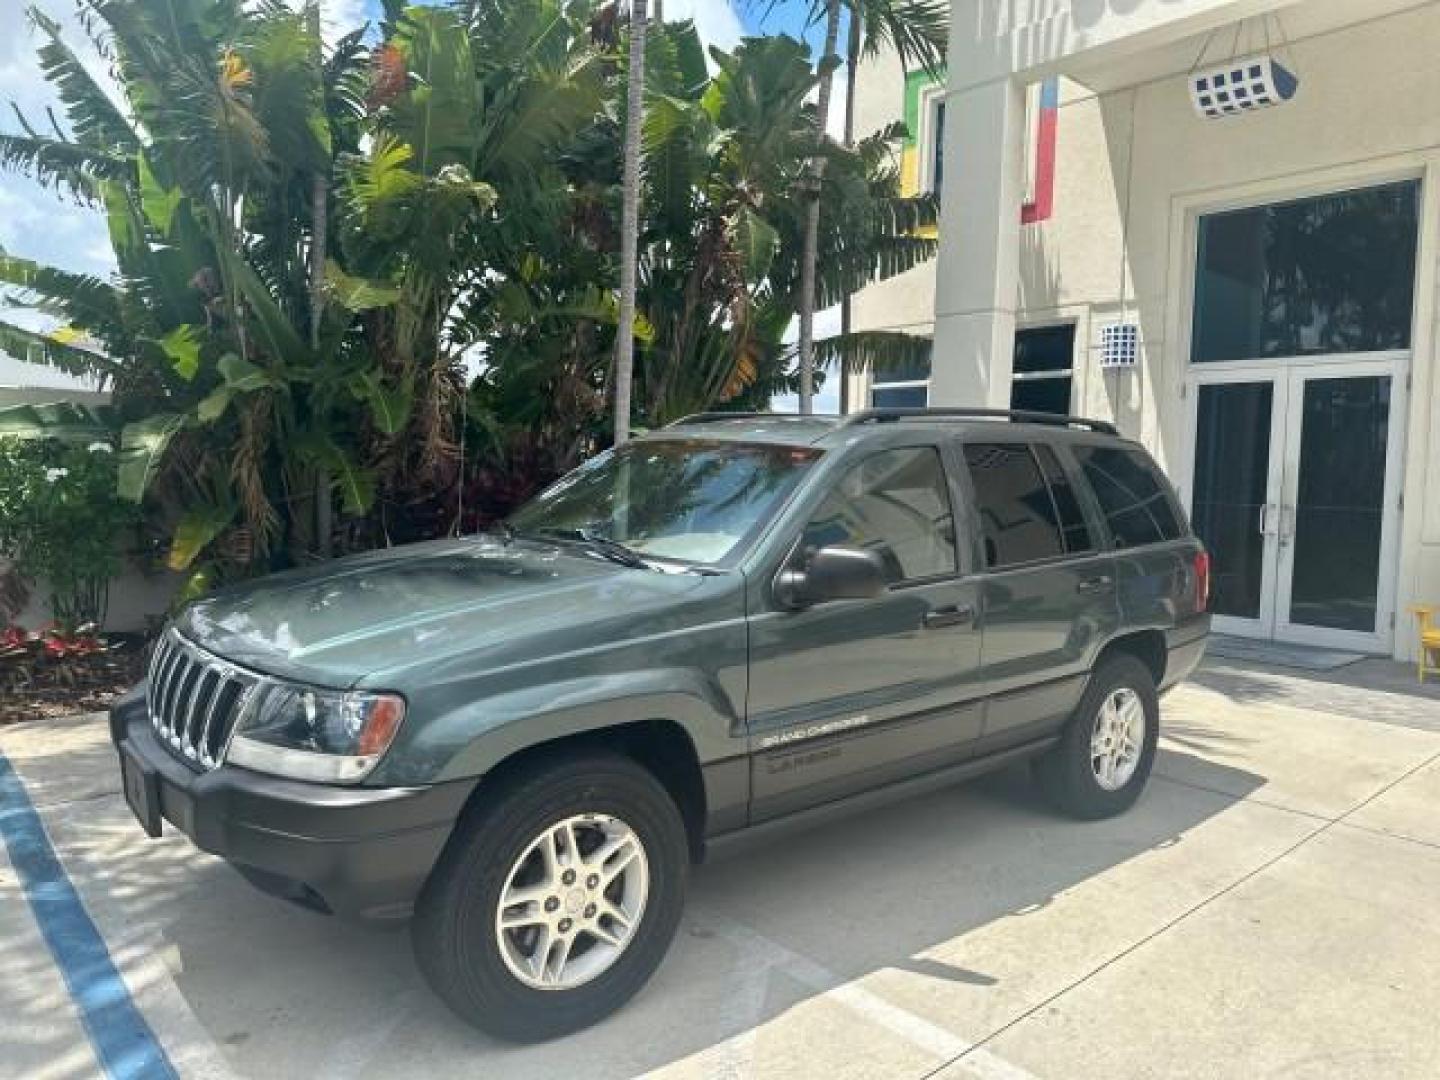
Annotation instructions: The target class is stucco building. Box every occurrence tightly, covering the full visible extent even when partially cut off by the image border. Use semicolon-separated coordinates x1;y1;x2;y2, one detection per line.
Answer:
848;0;1440;660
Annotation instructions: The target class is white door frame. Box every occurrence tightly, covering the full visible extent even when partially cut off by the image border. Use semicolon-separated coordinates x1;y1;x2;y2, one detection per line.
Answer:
1163;156;1435;658
1184;351;1408;653
1184;365;1287;641
1272;355;1408;654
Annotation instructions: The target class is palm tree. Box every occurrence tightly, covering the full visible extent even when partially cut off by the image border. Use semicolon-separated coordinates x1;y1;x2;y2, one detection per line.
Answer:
792;0;948;413
613;0;648;446
632;28;940;423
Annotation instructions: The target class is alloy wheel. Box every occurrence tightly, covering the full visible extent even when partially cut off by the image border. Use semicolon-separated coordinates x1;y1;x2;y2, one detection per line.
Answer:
494;813;650;990
1090;687;1145;791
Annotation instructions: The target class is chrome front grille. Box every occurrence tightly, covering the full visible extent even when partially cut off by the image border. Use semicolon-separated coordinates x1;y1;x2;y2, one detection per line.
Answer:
146;630;259;770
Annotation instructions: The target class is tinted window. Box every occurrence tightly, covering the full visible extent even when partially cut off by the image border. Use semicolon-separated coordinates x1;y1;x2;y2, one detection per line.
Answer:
1011;325;1075;415
1035;445;1093;553
963;443;1064;568
871;346;932;409
800;447;956;584
1192;181;1419;363
1074;445;1183;548
872;385;928;408
1012;377;1072;415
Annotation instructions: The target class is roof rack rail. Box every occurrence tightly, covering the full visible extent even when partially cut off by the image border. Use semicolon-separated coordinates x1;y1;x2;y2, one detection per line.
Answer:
839;407;1119;437
665;411;835;427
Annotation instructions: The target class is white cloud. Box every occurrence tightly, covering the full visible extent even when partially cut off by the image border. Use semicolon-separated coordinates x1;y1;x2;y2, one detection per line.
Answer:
0;0;116;391
318;0;374;45
662;0;745;58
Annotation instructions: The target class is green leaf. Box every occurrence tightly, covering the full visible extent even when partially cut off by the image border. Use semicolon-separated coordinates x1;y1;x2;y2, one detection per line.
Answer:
138;152;182;234
0;318;115;381
99;180;144;264
167;501;237;572
326;260;401;311
0;401;118;442
389;7;480;175
729;208;779;285
351;370;413;436
196;387;233;423
808;331;935;375
116;413;185;502
156;324;203;381
217;353;275;392
0;132;126;200
294;433;375;515
212;244;310;364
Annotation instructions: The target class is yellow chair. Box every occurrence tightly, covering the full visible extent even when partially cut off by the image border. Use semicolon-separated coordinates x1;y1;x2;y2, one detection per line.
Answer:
1411;605;1440;682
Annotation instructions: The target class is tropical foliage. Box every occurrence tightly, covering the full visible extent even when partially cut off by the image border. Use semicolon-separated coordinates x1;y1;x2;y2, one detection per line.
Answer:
1;0;938;597
0;437;137;630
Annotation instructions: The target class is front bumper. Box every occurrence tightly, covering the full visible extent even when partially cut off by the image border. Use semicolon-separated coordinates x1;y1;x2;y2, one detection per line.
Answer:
110;685;477;921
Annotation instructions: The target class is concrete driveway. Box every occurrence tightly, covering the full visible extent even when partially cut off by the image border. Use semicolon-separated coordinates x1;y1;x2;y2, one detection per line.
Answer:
4;659;1440;1080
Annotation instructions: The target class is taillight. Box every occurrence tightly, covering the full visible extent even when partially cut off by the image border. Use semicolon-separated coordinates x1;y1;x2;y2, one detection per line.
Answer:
1193;549;1211;612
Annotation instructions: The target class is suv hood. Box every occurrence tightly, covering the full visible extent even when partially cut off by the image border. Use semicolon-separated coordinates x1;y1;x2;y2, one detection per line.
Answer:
178;537;717;688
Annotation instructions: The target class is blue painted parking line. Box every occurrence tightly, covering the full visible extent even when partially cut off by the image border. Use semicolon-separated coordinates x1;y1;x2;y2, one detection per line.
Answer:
0;752;177;1080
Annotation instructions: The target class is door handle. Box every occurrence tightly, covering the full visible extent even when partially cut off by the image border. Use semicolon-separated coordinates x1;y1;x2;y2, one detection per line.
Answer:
1278;504;1295;547
1077;574;1114;596
1258;503;1276;536
923;604;975;629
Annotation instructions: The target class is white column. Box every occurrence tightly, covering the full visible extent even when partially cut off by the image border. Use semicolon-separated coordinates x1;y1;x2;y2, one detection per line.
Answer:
930;77;1028;408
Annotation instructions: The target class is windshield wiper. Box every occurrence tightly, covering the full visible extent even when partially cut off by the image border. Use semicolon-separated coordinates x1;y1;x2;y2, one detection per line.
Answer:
528;527;655;570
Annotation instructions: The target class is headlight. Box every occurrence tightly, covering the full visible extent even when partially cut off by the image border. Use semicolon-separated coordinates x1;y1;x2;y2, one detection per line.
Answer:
226;683;406;783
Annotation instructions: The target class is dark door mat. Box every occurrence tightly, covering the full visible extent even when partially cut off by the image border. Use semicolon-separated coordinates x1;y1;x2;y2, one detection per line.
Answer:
1206;635;1367;671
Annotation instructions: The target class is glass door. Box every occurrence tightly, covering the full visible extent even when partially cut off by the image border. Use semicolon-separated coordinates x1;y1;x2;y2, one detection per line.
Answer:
1274;363;1403;652
1188;361;1404;653
1189;376;1286;638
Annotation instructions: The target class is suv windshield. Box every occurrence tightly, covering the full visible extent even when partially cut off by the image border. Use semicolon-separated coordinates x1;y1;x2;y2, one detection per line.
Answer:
509;439;822;565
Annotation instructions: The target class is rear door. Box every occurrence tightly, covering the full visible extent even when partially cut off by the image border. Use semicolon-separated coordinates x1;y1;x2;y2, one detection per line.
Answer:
746;443;984;821
1070;441;1207;689
961;440;1120;754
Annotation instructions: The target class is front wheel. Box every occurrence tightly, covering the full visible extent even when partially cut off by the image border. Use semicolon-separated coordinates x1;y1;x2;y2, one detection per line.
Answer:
412;752;688;1042
1034;654;1159;819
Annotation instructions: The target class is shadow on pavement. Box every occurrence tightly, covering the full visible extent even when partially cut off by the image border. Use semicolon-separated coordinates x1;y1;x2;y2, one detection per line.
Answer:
16;738;1267;1080
1189;658;1440;734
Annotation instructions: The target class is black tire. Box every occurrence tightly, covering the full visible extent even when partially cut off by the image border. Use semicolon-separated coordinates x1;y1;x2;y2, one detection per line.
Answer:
1034;654;1159;820
412;751;688;1042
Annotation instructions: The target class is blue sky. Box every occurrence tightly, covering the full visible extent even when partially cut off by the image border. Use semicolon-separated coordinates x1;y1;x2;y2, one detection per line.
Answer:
0;0;840;405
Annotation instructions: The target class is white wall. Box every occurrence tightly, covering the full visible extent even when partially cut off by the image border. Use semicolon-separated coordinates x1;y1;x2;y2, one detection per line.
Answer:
17;564;180;635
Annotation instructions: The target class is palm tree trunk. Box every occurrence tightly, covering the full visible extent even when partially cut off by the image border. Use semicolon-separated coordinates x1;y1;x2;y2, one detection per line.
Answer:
613;0;648;447
797;0;842;415
308;1;332;557
310;170;332;557
838;8;861;415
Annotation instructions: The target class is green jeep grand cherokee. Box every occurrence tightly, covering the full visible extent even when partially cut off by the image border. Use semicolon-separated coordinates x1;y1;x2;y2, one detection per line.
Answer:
112;408;1210;1041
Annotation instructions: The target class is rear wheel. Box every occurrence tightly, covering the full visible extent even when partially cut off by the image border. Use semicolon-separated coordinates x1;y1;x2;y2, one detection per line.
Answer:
1034;654;1159;819
412;752;688;1041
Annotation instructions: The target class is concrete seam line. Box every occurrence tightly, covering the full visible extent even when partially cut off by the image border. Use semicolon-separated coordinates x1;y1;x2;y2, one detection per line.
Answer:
691;906;1039;1079
1329;820;1440;854
0;751;178;1080
920;745;1440;1080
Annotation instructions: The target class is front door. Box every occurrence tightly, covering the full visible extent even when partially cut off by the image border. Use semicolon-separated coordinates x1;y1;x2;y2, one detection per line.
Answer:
1188;360;1404;652
746;444;984;821
1183;178;1419;655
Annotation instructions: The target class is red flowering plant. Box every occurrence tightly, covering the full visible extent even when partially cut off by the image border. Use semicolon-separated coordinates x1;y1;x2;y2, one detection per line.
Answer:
1;623;114;696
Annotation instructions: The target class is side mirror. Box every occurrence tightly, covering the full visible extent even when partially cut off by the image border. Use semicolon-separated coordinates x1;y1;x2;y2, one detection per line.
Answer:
776;544;889;608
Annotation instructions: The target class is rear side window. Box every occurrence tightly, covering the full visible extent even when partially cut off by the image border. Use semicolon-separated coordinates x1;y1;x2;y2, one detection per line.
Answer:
800;447;957;584
1035;444;1094;554
1073;445;1183;548
963;443;1065;567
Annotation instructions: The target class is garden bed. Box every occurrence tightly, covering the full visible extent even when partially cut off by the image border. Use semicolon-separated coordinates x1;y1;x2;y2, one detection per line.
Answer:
0;633;150;725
